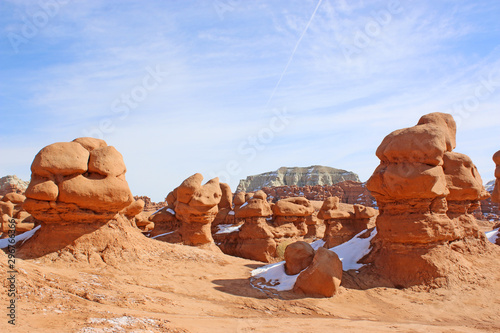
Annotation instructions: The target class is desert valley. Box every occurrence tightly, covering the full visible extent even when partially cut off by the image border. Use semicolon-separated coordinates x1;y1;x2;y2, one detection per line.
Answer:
1;112;499;332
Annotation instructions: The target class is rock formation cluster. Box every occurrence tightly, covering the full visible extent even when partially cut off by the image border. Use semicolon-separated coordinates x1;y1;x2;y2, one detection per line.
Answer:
318;197;377;248
0;192;33;235
366;112;491;287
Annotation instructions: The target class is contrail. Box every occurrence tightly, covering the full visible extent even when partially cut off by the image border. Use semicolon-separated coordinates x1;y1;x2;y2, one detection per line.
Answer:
265;0;323;108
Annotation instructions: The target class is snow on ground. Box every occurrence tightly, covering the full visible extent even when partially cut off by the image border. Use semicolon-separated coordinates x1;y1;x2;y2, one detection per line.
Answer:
0;225;41;249
251;228;377;292
215;224;242;235
151;231;175;239
486;228;499;244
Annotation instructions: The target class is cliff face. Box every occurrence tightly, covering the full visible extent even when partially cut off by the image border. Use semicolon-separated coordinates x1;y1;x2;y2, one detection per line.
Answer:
0;175;29;196
236;166;360;192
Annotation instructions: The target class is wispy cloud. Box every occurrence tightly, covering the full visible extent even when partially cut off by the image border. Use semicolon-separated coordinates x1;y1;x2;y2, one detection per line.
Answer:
1;0;499;201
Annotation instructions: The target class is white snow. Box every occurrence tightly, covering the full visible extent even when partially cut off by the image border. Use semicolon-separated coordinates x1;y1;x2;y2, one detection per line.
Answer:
0;225;41;249
151;231;175;239
486;228;499;244
251;228;377;292
215;224;242;235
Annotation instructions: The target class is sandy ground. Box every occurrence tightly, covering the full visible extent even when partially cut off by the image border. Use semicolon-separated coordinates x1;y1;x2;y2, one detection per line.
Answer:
1;222;499;333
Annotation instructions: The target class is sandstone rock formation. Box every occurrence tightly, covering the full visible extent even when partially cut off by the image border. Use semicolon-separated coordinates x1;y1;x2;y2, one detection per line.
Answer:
148;174;223;252
0;192;34;236
0;175;29;196
17;137;139;259
318;197;377;248
365;112;491;287
492;151;500;204
284;241;315;275
261;181;376;207
23;138;134;223
133;195;166;212
234;190;276;262
237;166;360;192
293;247;343;297
174;174;222;251
271;197;314;238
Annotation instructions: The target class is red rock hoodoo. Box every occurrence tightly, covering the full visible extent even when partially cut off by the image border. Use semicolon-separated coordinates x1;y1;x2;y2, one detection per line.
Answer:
365;112;491;287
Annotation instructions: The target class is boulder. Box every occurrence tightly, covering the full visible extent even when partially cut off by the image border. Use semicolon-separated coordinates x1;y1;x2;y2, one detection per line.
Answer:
284;241;315;275
293;247;343;297
1;192;26;204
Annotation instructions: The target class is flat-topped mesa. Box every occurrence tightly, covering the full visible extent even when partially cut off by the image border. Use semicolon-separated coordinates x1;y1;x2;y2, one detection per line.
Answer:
24;137;133;223
365;112;491;288
318;197;377;248
492;151;500;203
271;197;314;237
234;190;276;262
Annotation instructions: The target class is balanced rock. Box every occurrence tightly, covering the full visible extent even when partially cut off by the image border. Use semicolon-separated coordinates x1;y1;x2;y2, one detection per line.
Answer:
293;247;343;297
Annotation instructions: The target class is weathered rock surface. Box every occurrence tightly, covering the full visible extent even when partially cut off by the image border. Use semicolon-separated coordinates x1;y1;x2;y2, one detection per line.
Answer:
365;112;492;288
284;241;315;275
23;138;134;223
0;175;29;196
261;181;376;207
492;151;500;204
293;247;343;297
318;197;377;248
237;166;360;192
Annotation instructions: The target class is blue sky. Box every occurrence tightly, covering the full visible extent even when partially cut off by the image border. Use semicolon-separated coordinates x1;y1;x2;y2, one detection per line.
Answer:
1;0;500;202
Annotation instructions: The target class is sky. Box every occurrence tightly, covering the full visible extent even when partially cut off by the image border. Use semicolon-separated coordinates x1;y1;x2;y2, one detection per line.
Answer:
1;0;500;202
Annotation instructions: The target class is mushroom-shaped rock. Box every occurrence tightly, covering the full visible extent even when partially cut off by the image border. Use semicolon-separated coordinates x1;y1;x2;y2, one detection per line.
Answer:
365;112;491;288
172;174;222;251
272;197;314;217
23;138;134;223
318;197;373;248
284;241;315;275
293;247;343;297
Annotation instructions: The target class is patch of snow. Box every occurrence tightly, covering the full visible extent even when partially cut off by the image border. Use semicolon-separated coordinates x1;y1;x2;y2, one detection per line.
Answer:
228;210;235;216
215;224;241;235
251;262;300;292
151;231;175;239
0;225;41;249
310;239;325;250
486;228;499;244
251;228;377;292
